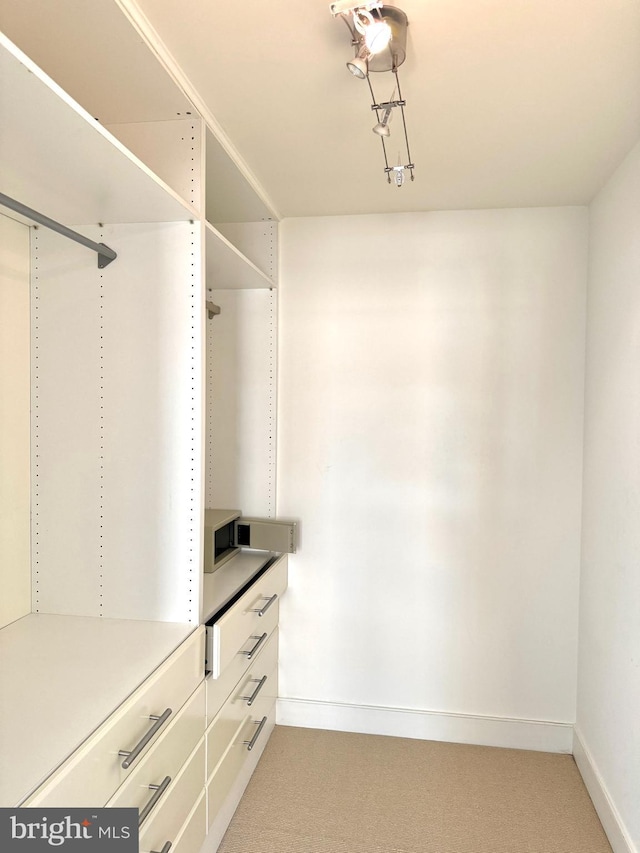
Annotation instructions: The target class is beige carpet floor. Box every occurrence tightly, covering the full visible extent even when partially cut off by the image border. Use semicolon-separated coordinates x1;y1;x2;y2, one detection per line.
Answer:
217;725;612;853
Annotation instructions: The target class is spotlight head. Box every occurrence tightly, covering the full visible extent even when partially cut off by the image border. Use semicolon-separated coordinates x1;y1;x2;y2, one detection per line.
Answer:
372;105;393;136
346;55;368;78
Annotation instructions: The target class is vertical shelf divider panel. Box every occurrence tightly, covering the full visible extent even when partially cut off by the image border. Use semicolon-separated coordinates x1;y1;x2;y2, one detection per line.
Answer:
31;222;204;623
97;221;203;623
205;289;277;517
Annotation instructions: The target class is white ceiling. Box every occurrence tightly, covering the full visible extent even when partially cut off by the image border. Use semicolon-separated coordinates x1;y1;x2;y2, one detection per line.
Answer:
1;0;639;219
130;0;640;218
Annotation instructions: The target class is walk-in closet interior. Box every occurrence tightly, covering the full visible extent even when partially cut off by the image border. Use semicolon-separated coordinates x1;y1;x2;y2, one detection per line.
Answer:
0;2;638;852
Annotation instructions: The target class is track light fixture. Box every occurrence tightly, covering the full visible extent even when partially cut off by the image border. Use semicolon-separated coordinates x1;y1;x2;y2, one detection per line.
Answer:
330;1;414;185
346;45;371;78
372;105;392;136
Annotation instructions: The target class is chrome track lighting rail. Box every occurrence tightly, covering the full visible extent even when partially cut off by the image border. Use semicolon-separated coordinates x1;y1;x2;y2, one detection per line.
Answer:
330;3;415;186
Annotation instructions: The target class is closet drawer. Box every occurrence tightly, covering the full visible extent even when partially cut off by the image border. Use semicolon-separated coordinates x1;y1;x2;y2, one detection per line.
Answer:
160;790;206;853
206;606;278;725
138;737;205;851
206;632;278;781
24;627;205;807
207;555;287;678
207;700;276;830
106;683;204;810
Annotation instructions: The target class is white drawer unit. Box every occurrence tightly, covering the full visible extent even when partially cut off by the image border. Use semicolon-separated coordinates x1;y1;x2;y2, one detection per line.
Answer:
106;683;205;812
206;630;278;781
164;790;207;853
206;700;276;834
206;554;287;678
23;627;205;808
206;602;279;726
138;737;206;853
197;551;289;852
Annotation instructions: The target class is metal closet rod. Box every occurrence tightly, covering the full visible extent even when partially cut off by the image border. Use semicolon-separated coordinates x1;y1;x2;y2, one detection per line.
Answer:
0;191;117;268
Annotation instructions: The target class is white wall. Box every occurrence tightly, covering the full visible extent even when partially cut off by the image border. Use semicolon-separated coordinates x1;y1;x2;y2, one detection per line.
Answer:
575;141;640;853
0;213;31;629
276;207;588;750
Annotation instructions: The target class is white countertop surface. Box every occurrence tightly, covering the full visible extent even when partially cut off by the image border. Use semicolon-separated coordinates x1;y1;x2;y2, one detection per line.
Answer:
0;613;194;806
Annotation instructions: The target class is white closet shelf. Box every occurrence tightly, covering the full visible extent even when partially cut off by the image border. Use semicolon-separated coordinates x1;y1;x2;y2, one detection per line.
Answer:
0;33;197;227
206;220;276;290
0;614;195;807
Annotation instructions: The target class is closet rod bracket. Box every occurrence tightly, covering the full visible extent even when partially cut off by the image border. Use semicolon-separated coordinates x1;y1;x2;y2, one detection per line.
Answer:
0;191;117;268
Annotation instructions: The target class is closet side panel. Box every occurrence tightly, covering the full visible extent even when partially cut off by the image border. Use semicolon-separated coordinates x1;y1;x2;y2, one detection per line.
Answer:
206;289;276;517
31;228;102;615
0;214;31;627
31;222;203;622
99;222;203;623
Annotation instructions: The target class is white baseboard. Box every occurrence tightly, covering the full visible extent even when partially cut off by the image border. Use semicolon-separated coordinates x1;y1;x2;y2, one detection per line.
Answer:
277;697;573;753
573;728;637;853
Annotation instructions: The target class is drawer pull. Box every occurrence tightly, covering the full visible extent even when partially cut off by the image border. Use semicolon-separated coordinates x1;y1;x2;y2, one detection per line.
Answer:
119;708;173;769
241;633;268;660
151;844;172;853
139;775;172;825
251;594;278;617
243;716;268;751
241;675;268;706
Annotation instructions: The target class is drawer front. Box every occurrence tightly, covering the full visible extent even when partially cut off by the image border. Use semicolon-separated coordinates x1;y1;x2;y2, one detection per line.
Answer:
206;605;278;725
24;627;205;808
139;737;205;851
164;790;206;853
206;699;276;830
106;683;205;810
208;555;287;678
206;631;278;781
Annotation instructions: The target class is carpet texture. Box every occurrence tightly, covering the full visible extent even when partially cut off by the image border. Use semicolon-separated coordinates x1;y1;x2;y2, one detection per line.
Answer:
217;725;612;853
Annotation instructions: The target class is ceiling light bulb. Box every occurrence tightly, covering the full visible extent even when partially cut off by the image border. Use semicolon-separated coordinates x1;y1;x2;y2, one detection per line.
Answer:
372;106;393;136
346;56;368;78
346;46;369;78
364;20;392;54
394;167;405;187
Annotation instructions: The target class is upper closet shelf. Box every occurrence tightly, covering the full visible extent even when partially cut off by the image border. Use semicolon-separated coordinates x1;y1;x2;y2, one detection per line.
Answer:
0;34;197;227
206;221;276;290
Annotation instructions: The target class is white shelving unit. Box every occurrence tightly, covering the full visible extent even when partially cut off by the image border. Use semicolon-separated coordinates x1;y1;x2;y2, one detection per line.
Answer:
0;35;196;227
0;0;282;825
0;25;204;806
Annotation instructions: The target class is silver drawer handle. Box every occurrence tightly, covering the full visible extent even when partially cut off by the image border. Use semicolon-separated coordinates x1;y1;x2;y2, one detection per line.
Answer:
151;844;172;853
241;633;267;660
241;675;267;706
119;708;172;769
243;716;268;751
251;594;278;617
138;775;171;826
